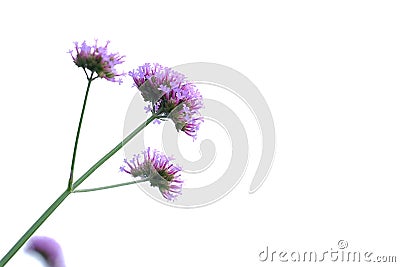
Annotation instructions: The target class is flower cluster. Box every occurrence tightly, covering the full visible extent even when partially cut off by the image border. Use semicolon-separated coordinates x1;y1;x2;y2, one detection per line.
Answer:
120;147;183;201
128;63;204;140
69;40;125;84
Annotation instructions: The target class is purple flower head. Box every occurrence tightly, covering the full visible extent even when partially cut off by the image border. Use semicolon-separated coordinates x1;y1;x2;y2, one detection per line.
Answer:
128;63;204;140
69;39;125;83
25;236;65;267
120;147;183;201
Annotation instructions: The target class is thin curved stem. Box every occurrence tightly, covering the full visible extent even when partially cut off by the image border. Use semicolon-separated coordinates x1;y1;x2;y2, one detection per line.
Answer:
68;72;94;190
73;178;150;193
83;68;89;80
0;114;157;266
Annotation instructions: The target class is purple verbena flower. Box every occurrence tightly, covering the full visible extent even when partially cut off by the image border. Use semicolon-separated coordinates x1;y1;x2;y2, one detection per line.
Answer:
69;39;125;83
128;63;204;140
25;236;65;267
120;147;183;201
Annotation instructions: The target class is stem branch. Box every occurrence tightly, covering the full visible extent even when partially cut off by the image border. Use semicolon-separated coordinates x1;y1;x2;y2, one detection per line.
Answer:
0;114;157;266
68;72;94;190
73;178;150;193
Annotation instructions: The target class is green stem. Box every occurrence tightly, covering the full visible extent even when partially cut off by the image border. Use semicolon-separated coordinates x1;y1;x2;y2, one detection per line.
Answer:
73;178;150;193
0;114;157;266
0;190;70;267
68;72;94;190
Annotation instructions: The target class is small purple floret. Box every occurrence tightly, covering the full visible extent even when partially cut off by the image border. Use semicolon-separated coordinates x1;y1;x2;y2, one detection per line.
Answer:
26;236;65;267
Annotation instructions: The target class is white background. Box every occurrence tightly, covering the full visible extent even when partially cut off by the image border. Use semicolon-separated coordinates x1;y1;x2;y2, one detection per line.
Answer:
1;1;399;266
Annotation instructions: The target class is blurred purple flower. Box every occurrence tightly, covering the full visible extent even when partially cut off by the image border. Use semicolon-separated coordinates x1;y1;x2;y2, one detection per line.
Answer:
69;39;125;83
128;63;204;140
26;236;65;267
120;147;183;200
